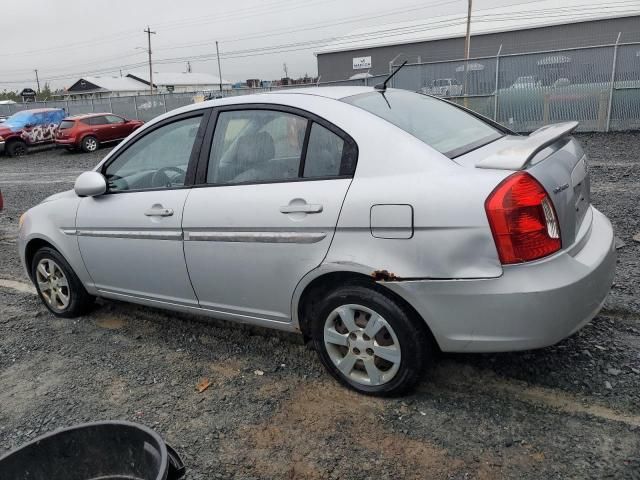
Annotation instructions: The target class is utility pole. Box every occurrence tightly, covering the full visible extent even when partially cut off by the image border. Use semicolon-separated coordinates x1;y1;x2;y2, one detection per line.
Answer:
34;69;41;94
144;26;156;95
215;41;223;93
463;0;472;107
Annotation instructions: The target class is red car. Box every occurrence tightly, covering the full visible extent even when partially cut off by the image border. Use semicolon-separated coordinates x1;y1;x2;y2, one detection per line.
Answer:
55;113;143;152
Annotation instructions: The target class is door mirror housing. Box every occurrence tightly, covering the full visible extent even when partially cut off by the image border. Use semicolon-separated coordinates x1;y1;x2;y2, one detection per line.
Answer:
74;171;107;197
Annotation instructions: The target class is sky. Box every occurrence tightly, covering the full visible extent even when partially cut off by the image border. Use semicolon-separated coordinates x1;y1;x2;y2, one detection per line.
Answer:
1;0;636;91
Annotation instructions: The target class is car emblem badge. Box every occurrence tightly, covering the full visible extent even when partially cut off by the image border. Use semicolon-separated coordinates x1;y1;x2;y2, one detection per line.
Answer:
553;183;569;194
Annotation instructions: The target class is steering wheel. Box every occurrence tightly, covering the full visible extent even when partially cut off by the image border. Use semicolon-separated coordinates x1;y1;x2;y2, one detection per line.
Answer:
150;166;186;188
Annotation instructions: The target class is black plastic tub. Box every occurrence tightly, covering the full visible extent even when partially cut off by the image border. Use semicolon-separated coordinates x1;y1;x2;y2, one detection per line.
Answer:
0;421;185;480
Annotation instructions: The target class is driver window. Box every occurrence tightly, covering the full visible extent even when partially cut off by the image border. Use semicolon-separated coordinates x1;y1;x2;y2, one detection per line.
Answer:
104;115;202;192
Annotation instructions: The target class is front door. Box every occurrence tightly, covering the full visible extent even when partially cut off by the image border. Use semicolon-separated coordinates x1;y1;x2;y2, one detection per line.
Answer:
77;112;207;306
104;114;129;141
182;107;357;324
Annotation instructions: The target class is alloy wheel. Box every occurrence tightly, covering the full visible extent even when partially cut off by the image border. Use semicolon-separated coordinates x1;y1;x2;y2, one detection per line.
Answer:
323;304;401;386
84;138;98;151
35;258;71;312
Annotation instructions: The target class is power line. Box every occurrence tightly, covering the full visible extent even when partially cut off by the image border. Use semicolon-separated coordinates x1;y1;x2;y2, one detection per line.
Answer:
1;3;638;85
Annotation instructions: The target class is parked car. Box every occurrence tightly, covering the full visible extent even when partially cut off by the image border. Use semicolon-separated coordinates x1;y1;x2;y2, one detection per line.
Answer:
0;108;66;156
18;87;615;396
510;76;542;89
0;115;7;123
421;78;463;96
55;113;144;152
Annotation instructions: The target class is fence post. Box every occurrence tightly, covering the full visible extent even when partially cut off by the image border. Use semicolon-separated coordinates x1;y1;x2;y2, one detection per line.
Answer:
108;96;113;114
90;97;95;113
163;93;167;113
134;96;139;120
605;32;622;132
66;99;70;115
493;44;502;121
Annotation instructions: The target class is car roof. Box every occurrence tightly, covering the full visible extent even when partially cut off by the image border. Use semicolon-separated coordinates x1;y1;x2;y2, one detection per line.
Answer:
12;108;64;114
264;86;375;100
64;112;118;120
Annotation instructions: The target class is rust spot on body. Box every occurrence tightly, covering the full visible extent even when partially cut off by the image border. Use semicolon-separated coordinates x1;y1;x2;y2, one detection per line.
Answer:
371;270;402;282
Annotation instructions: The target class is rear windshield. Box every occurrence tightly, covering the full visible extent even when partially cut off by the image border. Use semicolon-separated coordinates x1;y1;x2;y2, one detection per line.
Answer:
59;120;75;129
342;90;503;158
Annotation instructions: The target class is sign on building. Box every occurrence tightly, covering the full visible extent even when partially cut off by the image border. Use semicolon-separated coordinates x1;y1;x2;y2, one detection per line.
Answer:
352;56;372;70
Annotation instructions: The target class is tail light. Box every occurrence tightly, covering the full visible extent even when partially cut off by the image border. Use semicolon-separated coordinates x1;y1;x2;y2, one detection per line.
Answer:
485;172;561;264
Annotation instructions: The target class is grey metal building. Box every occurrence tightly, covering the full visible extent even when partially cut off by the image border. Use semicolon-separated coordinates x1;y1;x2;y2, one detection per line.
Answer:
315;6;640;82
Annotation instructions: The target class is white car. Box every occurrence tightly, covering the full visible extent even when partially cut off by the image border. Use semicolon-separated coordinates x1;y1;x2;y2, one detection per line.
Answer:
421;78;463;96
18;87;615;395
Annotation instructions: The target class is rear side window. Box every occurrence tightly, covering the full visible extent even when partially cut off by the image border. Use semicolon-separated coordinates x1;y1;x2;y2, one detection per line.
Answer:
207;110;307;184
88;116;108;125
342;90;503;158
303;123;344;178
59;120;75;130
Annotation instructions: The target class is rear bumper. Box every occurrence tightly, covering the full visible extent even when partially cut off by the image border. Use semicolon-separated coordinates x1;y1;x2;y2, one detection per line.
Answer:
386;207;616;352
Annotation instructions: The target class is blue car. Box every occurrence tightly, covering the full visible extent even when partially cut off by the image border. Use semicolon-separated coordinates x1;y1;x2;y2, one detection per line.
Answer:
0;108;66;156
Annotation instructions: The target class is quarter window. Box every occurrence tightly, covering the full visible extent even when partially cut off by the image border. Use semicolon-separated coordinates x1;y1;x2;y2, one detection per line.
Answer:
104;115;202;192
303;123;344;178
207;110;307;184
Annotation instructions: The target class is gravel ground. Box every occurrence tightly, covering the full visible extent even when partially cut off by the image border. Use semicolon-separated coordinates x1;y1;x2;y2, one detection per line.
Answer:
0;136;639;479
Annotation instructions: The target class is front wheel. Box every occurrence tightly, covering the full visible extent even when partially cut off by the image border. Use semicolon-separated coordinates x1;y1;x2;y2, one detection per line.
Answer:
32;247;94;318
81;135;98;152
311;283;432;396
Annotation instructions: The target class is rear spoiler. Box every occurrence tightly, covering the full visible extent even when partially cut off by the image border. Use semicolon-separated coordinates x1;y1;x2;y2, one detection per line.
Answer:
476;121;579;170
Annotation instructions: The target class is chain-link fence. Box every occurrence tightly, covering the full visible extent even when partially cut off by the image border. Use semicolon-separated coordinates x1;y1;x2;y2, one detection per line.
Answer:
1;41;638;132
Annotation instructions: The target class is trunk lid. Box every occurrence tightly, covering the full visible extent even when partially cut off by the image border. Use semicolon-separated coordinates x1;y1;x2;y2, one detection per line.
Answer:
455;123;590;248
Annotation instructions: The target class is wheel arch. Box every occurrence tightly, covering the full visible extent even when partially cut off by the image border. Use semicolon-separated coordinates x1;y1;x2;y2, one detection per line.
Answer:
293;265;438;350
24;237;61;281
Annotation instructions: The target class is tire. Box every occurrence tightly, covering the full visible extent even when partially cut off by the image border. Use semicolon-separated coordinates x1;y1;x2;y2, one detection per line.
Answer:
31;247;95;318
311;283;432;396
81;135;99;153
7;140;27;157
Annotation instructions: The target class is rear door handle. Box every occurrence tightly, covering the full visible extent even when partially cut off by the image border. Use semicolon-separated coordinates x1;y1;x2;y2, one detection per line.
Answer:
280;204;323;214
144;206;174;217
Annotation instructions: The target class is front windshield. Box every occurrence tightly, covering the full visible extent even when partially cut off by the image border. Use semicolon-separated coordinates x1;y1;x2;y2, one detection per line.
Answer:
342;90;503;158
4;111;33;129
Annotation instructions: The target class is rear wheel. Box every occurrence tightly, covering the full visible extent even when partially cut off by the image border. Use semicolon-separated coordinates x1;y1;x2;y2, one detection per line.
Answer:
32;247;94;318
311;283;431;396
7;140;27;157
81;136;98;152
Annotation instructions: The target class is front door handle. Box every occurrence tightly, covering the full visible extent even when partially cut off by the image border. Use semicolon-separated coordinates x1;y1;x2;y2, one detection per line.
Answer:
280;204;323;214
145;205;174;217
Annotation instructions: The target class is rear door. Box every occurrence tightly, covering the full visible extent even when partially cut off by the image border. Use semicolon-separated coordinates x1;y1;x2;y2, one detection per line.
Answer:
88;115;111;142
182;105;358;325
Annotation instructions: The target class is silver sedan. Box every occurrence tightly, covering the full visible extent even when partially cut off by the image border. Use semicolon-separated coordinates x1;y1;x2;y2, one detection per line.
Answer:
18;87;616;395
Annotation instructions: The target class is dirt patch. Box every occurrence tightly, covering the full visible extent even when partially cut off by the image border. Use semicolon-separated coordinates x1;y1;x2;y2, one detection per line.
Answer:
0;278;36;295
226;380;466;479
95;316;126;330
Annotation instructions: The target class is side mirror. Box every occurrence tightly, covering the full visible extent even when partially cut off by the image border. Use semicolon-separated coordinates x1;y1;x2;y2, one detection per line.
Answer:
74;171;107;197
